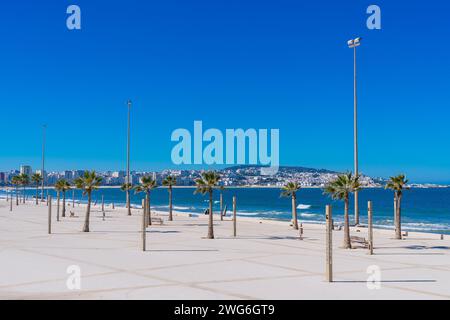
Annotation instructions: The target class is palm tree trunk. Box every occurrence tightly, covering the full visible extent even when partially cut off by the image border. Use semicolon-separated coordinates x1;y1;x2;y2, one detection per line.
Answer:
393;195;397;233
56;192;60;221
146;192;152;226
15;187;19;206
168;187;173;221
144;192;150;227
292;194;299;230
207;191;214;239
127;190;132;216
23;186;26;203
343;197;352;249
83;192;91;232
35;185;39;205
395;193;402;239
62;192;66;217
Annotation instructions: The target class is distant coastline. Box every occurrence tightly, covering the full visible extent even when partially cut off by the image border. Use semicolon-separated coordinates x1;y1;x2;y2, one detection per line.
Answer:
1;165;449;189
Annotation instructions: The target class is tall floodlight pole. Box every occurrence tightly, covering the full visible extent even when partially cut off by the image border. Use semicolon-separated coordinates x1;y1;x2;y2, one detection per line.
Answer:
126;100;132;215
347;37;361;225
41;125;47;202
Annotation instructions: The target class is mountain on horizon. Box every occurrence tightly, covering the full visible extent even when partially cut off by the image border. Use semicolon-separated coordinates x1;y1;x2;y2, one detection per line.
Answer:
220;165;338;174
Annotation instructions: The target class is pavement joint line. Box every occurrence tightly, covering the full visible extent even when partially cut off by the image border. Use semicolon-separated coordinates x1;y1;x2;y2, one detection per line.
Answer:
12;246;288;294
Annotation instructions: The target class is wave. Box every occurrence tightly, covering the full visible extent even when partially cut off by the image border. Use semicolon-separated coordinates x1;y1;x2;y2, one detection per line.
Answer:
203;200;221;204
237;210;286;216
258;210;288;216
173;206;192;211
297;204;311;210
402;222;450;231
371;222;450;232
236;212;260;216
300;213;319;218
154;205;195;211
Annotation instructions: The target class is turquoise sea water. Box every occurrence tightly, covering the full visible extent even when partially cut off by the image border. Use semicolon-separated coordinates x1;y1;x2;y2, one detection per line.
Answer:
2;187;450;235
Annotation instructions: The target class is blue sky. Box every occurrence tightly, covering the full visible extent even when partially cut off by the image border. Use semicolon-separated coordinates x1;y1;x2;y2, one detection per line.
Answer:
1;1;449;183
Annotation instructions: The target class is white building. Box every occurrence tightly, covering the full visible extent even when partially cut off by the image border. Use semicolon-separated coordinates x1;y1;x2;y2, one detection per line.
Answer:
20;165;32;176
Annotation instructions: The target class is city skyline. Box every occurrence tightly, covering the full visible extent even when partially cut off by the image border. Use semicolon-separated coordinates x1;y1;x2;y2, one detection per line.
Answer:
1;1;450;183
0;165;380;187
0;164;446;188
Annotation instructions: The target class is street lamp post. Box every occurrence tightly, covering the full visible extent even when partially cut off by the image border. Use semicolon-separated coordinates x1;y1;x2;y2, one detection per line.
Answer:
126;100;132;216
41;125;46;202
347;37;361;225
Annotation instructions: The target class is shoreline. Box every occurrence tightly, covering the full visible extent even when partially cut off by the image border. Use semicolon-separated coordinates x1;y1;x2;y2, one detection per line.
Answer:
2;196;448;237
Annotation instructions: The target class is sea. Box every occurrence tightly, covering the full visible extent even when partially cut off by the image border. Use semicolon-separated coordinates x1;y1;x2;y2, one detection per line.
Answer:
2;187;450;235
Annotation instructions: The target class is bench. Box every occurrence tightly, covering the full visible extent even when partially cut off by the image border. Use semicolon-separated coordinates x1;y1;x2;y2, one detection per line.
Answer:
351;236;369;248
151;217;164;225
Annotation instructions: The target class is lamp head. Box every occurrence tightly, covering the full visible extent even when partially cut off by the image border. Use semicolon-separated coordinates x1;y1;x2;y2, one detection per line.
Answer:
348;37;362;48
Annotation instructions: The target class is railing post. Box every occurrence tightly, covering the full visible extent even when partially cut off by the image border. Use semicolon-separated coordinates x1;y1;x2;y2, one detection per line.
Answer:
142;199;146;251
102;195;105;221
299;223;304;240
57;192;60;222
233;196;237;237
48;195;52;234
220;192;224;221
368;201;373;255
326;205;333;282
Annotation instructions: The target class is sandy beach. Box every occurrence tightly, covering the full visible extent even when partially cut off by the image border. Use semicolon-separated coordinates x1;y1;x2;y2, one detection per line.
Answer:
0;198;449;300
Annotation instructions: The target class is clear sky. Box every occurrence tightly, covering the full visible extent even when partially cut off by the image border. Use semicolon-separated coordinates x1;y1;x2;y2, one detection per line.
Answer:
1;1;449;183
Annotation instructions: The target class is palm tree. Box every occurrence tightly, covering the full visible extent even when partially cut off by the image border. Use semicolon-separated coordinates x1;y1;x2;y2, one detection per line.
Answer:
385;174;409;240
31;173;43;205
195;171;221;239
120;183;133;216
162;175;177;221
11;176;20;206
324;172;361;249
281;182;301;230
18;173;30;204
74;171;102;232
134;176;157;226
55;179;71;218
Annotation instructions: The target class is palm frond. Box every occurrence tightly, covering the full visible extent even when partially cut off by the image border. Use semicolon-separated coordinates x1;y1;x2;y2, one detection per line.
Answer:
323;172;360;201
194;171;221;196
